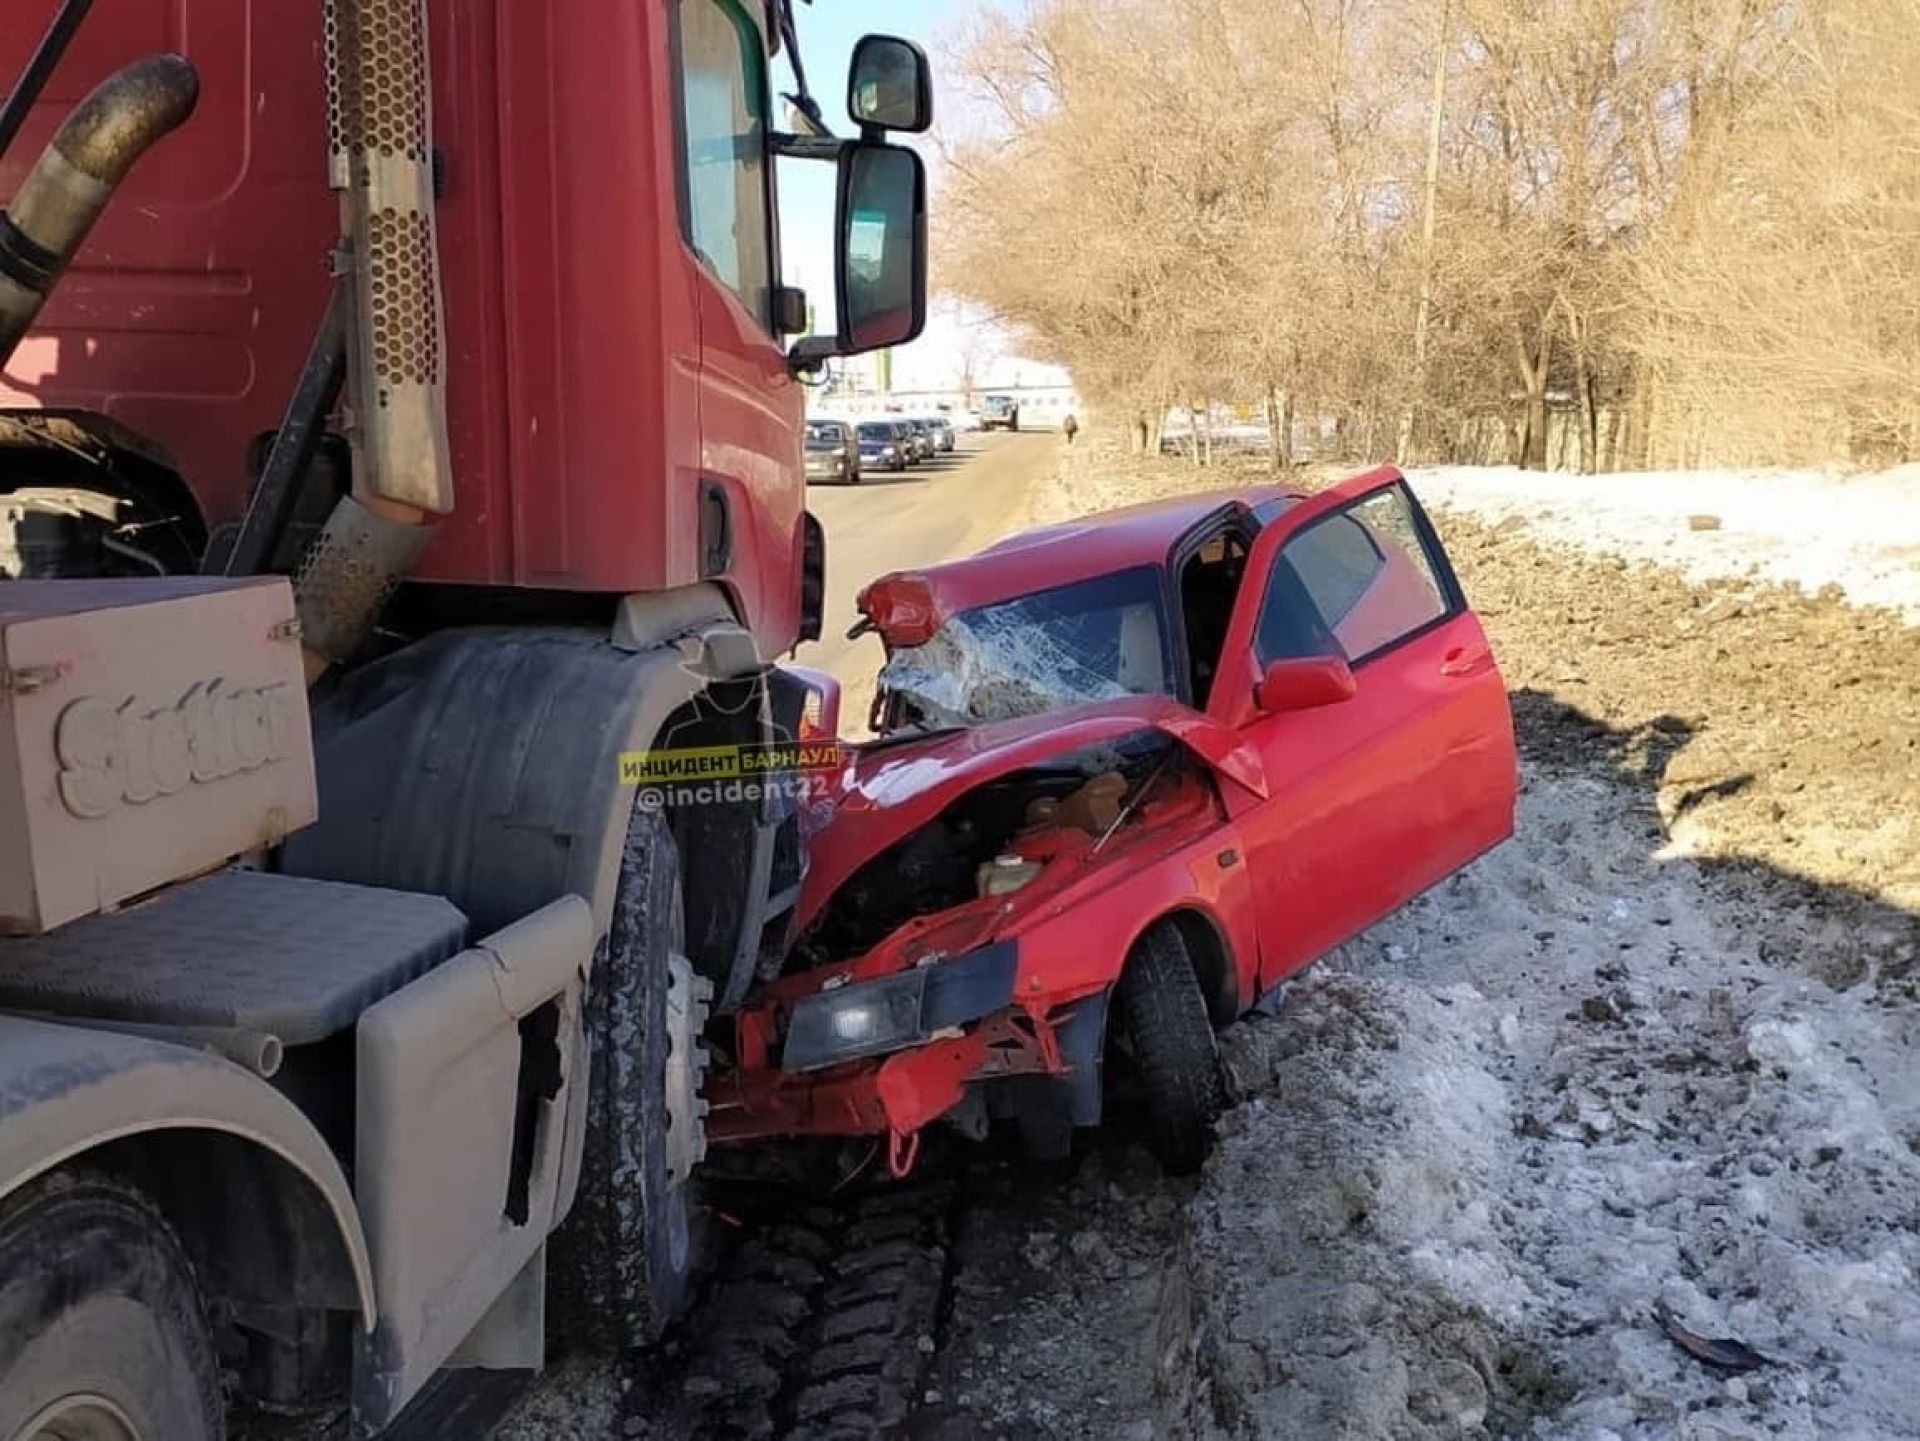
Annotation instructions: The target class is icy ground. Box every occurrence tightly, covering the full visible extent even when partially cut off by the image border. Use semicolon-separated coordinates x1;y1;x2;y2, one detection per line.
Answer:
1406;463;1920;625
963;446;1920;1440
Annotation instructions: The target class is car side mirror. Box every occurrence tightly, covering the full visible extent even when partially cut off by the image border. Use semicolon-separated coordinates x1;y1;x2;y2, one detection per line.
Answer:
848;35;933;134
1254;655;1356;715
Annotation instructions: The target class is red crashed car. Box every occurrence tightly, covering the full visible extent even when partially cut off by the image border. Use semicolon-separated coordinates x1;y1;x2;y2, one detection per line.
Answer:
710;466;1517;1174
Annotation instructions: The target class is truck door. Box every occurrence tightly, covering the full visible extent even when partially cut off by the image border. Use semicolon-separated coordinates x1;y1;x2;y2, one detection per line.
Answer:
671;0;805;648
1206;469;1516;987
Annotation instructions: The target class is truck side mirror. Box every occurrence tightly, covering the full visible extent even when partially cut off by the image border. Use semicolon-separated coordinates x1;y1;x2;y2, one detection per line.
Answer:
848;35;932;134
792;140;927;367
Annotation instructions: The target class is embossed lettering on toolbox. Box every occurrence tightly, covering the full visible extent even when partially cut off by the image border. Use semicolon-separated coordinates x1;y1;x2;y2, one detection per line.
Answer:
0;577;318;935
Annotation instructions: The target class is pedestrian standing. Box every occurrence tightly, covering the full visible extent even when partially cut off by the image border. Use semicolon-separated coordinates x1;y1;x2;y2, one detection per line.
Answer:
1063;413;1079;445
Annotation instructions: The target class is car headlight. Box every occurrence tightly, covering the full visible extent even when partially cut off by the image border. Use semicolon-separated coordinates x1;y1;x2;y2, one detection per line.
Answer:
782;941;1018;1072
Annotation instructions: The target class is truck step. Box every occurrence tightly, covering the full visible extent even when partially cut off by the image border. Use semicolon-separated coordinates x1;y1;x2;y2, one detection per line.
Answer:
381;1370;533;1441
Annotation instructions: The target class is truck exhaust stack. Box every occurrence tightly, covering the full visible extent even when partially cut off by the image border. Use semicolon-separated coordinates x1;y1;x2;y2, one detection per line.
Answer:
0;54;199;369
294;0;454;677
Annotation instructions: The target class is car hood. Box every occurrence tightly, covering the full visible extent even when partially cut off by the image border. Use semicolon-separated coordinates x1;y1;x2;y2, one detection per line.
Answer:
795;693;1266;935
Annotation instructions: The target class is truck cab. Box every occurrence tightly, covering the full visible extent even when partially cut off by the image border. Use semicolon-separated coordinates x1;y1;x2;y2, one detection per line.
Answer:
0;2;933;1435
980;393;1020;431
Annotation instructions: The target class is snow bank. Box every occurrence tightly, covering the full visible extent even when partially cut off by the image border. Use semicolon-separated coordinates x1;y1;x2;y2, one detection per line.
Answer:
1407;464;1920;624
1180;776;1920;1440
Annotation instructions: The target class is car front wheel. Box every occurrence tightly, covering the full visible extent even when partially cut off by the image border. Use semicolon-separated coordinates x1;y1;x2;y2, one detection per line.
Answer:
1115;921;1227;1175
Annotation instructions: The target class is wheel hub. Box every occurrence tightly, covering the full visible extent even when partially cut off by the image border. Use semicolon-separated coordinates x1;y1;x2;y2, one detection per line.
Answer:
664;953;713;1187
14;1394;141;1441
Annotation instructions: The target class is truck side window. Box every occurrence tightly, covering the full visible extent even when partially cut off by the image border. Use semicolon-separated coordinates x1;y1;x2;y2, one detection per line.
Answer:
675;0;772;327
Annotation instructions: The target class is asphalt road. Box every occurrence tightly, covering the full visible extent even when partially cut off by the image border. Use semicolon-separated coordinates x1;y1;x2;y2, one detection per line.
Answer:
794;430;1060;723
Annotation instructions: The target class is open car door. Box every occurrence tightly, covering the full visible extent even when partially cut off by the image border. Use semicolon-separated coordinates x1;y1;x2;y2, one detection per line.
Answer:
1204;466;1516;990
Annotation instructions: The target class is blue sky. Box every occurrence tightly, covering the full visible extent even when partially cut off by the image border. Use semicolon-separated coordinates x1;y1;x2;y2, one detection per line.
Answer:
776;1;1067;391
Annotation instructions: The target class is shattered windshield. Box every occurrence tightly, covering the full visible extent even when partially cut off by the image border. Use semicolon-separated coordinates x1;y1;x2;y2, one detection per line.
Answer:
878;565;1175;728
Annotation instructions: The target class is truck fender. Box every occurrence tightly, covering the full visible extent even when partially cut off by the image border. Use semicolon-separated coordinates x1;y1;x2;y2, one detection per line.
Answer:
281;624;770;1231
0;1014;375;1328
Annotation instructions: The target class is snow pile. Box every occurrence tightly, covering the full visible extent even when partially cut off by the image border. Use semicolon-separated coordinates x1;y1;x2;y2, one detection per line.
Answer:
1406;464;1920;624
1029;446;1920;623
1178;776;1920;1440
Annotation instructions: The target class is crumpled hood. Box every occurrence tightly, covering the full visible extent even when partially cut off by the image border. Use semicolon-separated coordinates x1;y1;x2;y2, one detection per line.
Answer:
795;693;1266;935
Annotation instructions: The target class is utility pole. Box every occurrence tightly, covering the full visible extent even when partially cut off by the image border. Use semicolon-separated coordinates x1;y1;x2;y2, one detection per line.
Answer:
1398;0;1450;466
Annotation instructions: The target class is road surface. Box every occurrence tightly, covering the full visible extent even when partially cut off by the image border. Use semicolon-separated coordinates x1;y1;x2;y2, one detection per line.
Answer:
794;430;1059;726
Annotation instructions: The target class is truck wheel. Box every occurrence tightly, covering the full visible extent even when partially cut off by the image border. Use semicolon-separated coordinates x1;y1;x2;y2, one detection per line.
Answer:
0;1172;224;1441
1115;922;1226;1175
551;805;712;1351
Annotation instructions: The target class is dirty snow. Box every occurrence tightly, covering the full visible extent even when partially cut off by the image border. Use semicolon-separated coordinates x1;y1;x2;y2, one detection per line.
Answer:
1193;770;1920;1440
1405;463;1920;624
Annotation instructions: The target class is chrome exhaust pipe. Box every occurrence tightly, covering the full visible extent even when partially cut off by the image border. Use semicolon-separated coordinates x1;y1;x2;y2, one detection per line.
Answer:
0;53;199;368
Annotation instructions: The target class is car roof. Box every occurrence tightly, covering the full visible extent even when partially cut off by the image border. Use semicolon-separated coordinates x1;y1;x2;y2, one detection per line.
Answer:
859;483;1304;632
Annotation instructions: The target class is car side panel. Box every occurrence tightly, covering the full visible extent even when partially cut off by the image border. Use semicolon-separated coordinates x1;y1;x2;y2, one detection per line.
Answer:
1000;818;1260;1014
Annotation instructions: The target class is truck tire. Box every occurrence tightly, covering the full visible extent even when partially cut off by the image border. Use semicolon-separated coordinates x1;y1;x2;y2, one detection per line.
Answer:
0;1171;224;1441
1115;922;1227;1175
550;804;708;1351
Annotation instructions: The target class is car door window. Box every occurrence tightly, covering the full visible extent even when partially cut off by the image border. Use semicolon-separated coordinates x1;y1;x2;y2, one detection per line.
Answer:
675;0;772;327
1257;483;1452;666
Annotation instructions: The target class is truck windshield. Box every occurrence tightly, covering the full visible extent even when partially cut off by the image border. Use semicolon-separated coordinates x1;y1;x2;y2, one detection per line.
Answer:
878;566;1174;727
857;423;893;443
806;424;843;449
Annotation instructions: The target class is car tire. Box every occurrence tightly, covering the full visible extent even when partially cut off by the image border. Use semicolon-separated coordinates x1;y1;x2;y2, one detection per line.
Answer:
550;805;706;1350
1115;921;1227;1175
0;1171;225;1441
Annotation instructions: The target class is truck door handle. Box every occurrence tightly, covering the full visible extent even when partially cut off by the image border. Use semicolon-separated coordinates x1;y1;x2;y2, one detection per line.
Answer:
1440;646;1492;678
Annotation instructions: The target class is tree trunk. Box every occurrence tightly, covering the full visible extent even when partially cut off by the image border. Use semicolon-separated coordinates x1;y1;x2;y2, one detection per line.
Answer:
1521;386;1548;470
1514;317;1554;471
1130;414;1149;454
1265;385;1294;470
1189;407;1203;467
1577;365;1599;474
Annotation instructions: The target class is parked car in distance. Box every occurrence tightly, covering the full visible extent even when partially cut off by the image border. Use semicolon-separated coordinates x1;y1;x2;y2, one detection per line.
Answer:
710;466;1517;1179
926;416;956;453
980;394;1020;431
805;418;861;485
856;419;909;472
906;417;936;460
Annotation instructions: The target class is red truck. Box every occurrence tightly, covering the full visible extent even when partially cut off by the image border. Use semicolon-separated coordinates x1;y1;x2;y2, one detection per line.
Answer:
0;1;925;1435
